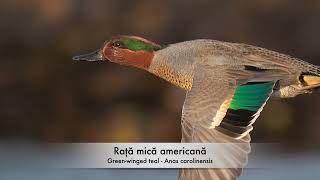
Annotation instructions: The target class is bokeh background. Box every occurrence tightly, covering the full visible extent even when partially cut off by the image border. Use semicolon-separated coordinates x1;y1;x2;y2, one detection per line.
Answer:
1;1;320;177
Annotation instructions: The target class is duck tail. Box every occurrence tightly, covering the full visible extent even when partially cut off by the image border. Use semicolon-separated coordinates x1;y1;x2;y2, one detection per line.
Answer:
299;71;320;92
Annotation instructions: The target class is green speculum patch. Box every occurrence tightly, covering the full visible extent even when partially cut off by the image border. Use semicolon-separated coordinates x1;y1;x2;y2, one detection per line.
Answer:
122;39;161;52
229;82;274;111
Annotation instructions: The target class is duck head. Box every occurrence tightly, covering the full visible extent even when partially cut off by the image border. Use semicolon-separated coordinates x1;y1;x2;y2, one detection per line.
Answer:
73;35;163;70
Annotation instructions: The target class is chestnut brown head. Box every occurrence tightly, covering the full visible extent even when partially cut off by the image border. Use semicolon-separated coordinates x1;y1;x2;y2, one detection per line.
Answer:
73;35;163;69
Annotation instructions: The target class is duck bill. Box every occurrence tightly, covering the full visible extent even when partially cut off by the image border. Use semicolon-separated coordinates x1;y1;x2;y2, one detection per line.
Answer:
72;49;104;61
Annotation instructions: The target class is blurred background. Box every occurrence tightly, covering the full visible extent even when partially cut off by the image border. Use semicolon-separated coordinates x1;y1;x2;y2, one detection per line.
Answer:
0;0;320;179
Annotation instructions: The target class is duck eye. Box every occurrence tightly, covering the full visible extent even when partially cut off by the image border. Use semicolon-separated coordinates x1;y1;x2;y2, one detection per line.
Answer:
113;41;123;48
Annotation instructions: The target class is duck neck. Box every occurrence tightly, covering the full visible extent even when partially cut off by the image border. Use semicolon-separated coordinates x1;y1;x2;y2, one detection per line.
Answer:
148;46;194;91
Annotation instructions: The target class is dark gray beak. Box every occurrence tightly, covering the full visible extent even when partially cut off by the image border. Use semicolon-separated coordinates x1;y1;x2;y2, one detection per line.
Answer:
72;49;104;61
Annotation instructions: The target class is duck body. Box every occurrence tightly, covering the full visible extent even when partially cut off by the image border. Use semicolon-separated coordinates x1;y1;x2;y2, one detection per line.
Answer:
150;39;319;97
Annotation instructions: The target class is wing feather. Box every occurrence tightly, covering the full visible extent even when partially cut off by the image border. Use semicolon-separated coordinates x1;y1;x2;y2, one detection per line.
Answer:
179;65;275;180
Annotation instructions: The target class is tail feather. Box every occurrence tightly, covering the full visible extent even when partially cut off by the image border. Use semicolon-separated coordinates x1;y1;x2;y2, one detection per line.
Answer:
297;72;320;94
277;71;320;98
302;75;320;87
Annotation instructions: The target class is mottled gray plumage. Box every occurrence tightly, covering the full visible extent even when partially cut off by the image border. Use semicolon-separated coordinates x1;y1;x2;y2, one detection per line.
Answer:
150;39;320;96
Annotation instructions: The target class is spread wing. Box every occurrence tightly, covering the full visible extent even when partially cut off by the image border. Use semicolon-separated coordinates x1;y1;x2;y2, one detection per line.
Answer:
179;65;276;180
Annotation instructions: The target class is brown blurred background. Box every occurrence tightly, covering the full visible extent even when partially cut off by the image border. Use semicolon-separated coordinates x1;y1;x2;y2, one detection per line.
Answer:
0;0;320;150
